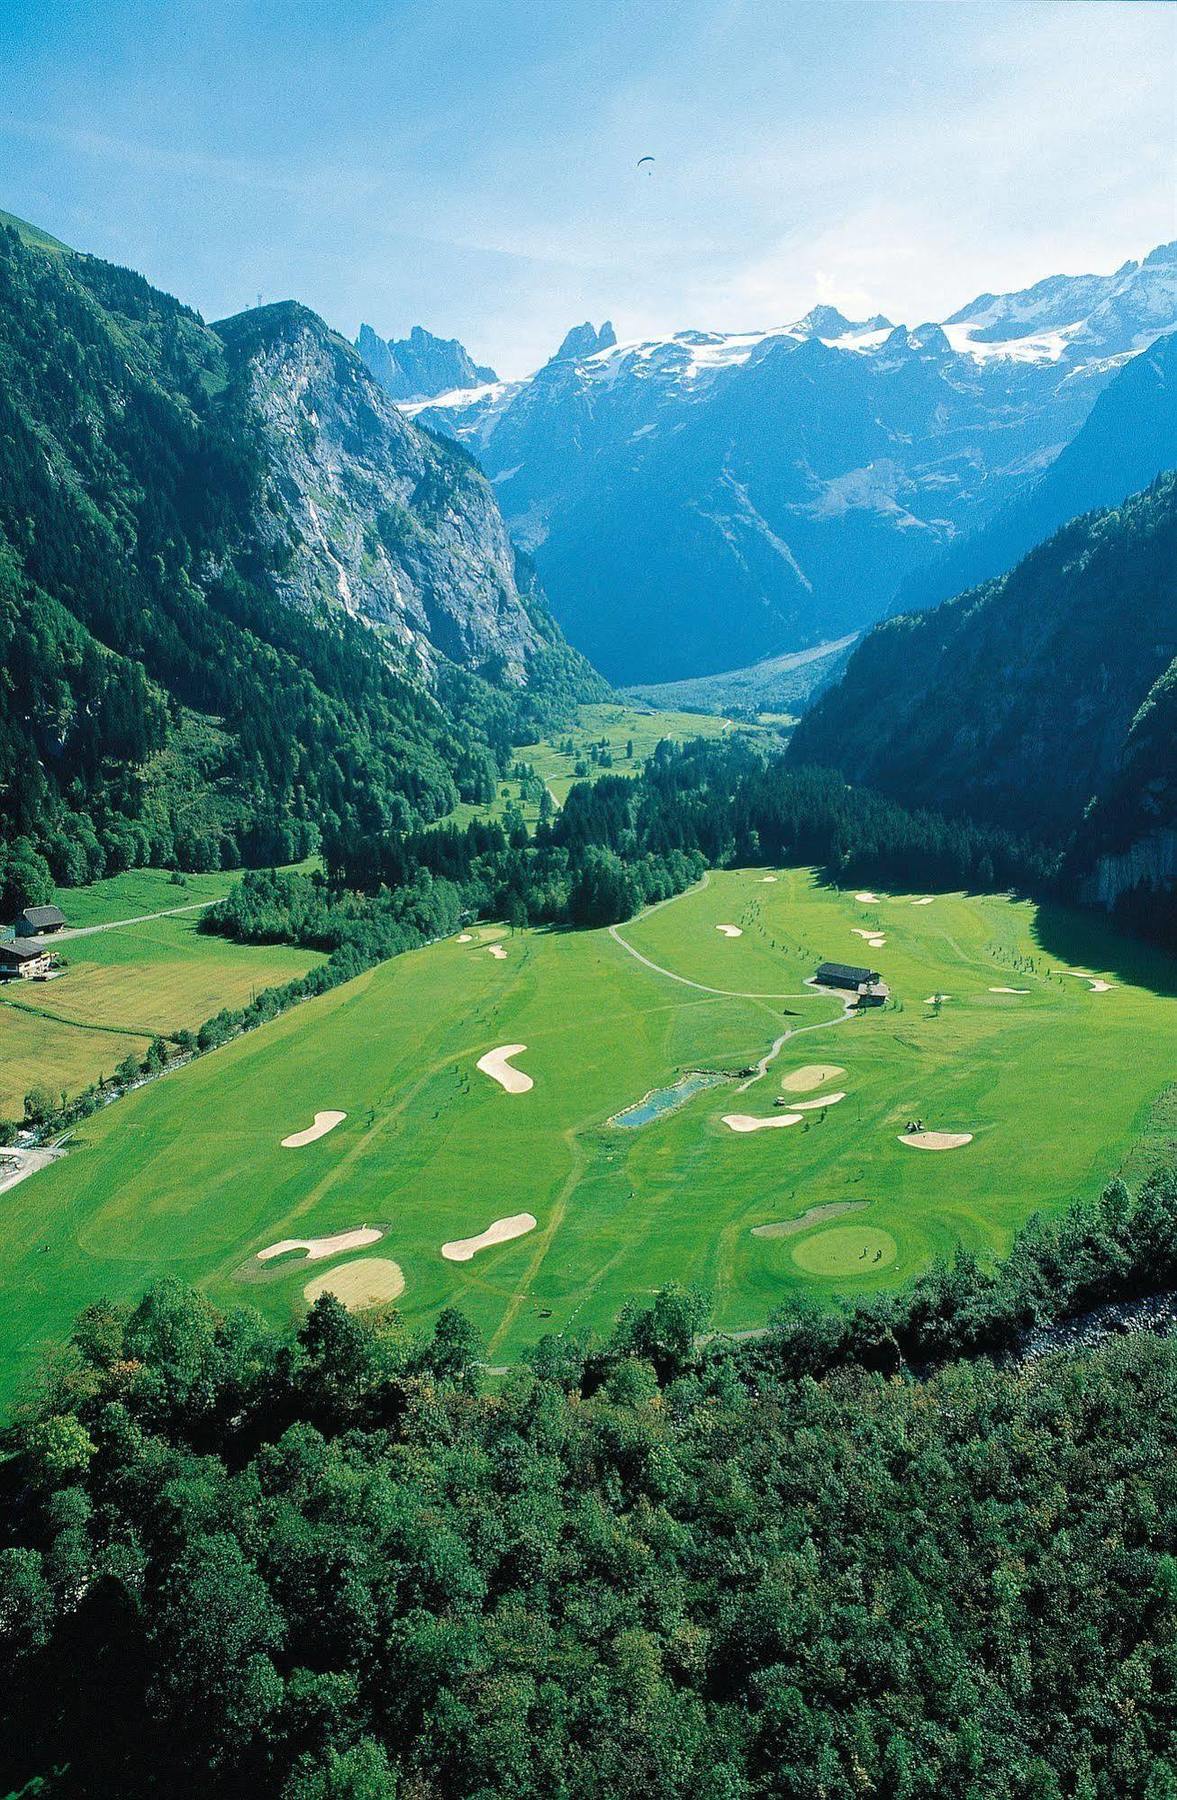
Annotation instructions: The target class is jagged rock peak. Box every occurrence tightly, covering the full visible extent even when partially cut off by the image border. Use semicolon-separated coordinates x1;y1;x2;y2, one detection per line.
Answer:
553;320;617;362
355;321;497;401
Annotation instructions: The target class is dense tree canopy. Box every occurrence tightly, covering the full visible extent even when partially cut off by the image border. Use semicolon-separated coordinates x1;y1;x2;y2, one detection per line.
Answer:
1;1166;1175;1798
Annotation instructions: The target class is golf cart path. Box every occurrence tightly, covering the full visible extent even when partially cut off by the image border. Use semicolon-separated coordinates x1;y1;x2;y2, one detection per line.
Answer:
608;875;819;1001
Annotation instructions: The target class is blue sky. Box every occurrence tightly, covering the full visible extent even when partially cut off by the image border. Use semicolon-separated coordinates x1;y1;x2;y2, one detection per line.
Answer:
2;0;1174;375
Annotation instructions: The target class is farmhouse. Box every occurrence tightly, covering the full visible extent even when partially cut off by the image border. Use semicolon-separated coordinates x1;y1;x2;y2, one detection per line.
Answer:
814;960;890;1006
0;941;53;980
15;904;66;938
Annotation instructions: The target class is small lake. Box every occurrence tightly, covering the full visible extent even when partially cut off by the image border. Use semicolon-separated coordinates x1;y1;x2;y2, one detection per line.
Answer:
611;1070;731;1128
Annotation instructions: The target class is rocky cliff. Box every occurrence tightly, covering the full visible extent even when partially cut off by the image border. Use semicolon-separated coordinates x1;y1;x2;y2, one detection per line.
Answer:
218;303;560;684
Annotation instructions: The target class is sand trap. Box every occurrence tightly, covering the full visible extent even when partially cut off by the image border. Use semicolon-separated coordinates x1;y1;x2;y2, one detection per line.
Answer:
442;1213;537;1262
457;933;473;943
476;1044;533;1094
304;1257;405;1310
851;927;877;940
782;1064;845;1093
721;1112;804;1132
281;1110;346;1148
716;924;743;937
866;937;885;948
485;944;507;960
760;875;778;883
753;1201;868;1238
899;1131;974;1151
990;986;1031;995
1088;980;1113;992
923;994;951;1005
911;896;935;906
259;1227;382;1263
855;892;880;904
791;1092;846;1110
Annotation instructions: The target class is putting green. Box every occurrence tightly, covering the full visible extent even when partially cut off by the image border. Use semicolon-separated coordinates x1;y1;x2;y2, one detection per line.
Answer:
0;866;1172;1408
792;1226;897;1276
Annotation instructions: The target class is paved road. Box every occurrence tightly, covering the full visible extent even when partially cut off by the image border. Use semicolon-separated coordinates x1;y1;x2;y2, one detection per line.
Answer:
28;899;218;947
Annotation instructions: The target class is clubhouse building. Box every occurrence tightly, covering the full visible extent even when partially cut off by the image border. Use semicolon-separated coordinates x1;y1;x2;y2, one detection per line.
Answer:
814;961;890;1006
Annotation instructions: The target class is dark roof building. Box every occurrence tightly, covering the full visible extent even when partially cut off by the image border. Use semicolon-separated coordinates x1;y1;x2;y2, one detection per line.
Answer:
0;941;52;976
15;904;66;936
814;961;890;1005
815;961;880;990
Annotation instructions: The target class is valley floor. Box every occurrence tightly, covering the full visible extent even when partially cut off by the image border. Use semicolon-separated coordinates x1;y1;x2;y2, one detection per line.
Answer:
0;867;1172;1408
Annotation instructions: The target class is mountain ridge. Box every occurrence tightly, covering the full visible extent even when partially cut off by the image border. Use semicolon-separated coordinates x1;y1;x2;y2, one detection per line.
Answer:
404;244;1176;683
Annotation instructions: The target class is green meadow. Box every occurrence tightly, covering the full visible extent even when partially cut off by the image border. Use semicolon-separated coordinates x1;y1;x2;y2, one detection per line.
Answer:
0;867;1172;1406
0;904;324;1123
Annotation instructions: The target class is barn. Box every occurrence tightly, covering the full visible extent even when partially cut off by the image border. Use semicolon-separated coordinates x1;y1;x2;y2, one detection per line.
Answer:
15;904;66;938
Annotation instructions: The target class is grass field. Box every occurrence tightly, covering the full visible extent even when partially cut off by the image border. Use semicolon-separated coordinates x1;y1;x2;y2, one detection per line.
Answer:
514;701;749;808
0;903;325;1122
0;866;1171;1408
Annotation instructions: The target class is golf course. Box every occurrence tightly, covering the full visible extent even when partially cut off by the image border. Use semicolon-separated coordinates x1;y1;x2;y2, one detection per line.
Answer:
0;866;1172;1405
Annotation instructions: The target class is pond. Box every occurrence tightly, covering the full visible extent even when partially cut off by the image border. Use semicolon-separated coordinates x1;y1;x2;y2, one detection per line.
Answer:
610;1070;732;1128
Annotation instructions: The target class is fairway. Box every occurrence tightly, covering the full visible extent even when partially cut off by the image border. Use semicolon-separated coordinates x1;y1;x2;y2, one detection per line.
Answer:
0;870;1172;1405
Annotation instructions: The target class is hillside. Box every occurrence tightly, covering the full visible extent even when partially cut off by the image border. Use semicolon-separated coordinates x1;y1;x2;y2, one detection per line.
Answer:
789;475;1177;844
0;214;596;901
407;246;1176;682
892;326;1177;617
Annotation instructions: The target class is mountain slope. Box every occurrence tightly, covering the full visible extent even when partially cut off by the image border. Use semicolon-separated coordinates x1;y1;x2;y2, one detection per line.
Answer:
892;326;1177;617
220;302;552;682
789;475;1177;841
412;247;1176;683
0;213;595;891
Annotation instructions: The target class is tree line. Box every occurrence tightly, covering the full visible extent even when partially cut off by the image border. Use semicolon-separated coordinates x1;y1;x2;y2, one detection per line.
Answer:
0;1164;1174;1798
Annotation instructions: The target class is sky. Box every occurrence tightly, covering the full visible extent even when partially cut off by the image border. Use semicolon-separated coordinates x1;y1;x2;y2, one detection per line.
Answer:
2;0;1174;377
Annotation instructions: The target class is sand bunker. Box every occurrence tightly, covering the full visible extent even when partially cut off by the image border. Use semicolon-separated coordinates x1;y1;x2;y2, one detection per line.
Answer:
911;896;935;906
866;937;885;948
851;927;877;940
1062;972;1114;991
485;943;507;960
855;892;879;903
990;986;1031;995
442;1213;537;1262
721;1112;803;1132
752;1201;867;1238
716;924;743;937
791;1092;847;1110
457;932;473;943
782;1064;845;1093
259;1228;382;1263
923;994;951;1005
1088;980;1113;992
281;1110;346;1149
476;1044;533;1094
304;1257;405;1310
760;875;778;883
899;1131;974;1151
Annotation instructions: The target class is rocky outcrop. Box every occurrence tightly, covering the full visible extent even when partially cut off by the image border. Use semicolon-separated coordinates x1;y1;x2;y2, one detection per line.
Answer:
356;323;496;401
217;304;554;683
1079;832;1177;910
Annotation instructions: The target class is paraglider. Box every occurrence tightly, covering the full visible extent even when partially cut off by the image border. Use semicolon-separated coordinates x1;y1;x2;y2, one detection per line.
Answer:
637;155;655;174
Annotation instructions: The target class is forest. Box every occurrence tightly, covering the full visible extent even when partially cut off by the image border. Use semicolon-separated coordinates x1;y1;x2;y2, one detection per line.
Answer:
0;220;591;914
1;1164;1174;1799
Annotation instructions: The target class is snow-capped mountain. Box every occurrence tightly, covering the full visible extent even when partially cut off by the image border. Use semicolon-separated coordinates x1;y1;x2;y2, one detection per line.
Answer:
382;245;1177;683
